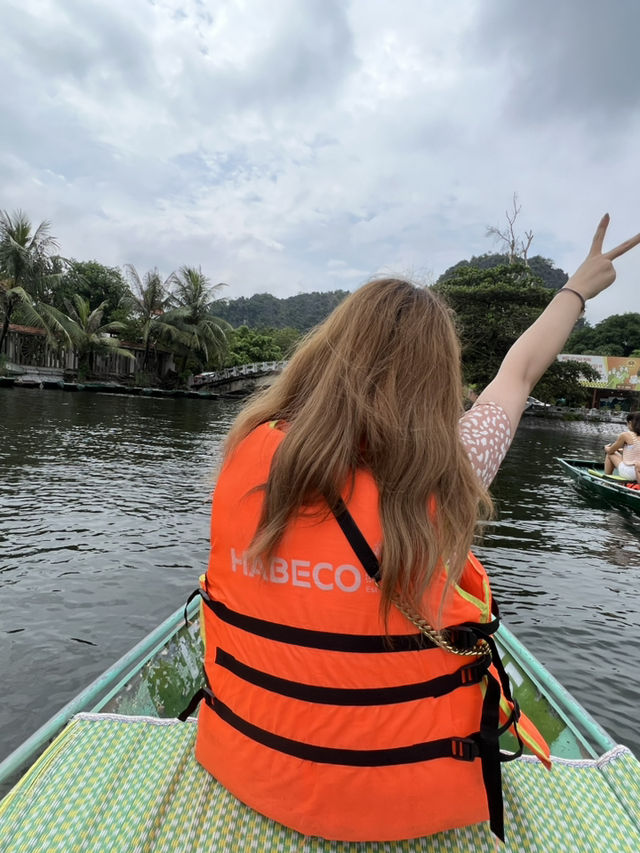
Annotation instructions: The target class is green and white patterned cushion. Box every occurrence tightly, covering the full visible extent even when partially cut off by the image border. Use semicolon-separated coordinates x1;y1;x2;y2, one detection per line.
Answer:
1;714;639;852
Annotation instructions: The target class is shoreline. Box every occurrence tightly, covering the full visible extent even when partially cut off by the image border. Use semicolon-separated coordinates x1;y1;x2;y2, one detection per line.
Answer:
1;376;631;421
0;376;244;400
522;406;628;425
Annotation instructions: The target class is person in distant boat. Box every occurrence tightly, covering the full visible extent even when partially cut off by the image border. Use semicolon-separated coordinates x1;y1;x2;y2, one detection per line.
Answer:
604;412;640;480
187;215;640;844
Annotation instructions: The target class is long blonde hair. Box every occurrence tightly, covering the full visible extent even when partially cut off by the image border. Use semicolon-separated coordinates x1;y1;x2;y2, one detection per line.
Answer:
224;278;492;623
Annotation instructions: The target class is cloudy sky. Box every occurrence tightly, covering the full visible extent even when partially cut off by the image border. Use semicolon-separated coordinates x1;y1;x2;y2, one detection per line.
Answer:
2;0;639;322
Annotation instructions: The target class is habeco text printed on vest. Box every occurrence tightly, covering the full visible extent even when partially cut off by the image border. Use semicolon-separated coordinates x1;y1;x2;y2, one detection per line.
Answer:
230;548;376;593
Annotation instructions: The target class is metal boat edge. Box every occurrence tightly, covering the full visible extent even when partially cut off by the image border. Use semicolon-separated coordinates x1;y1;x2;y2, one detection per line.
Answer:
0;598;618;790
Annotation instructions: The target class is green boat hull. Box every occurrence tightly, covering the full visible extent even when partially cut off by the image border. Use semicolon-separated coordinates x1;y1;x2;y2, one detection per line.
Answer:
557;457;640;512
0;600;615;794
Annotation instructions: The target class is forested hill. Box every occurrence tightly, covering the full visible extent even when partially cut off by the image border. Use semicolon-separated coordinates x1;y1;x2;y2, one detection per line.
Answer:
438;253;569;290
217;254;569;333
215;290;350;332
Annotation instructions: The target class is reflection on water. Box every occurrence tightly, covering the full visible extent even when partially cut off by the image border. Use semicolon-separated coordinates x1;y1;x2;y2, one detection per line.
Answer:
1;391;639;760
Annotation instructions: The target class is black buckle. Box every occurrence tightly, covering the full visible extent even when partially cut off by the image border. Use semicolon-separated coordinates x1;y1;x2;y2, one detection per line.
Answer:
511;698;521;722
460;658;489;685
448;626;479;650
451;737;480;761
497;698;521;736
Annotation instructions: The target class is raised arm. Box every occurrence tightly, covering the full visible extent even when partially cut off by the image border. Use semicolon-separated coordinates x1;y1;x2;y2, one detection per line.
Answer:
475;215;640;429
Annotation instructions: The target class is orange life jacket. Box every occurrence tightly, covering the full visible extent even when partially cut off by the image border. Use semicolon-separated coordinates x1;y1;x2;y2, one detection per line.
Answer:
184;422;550;842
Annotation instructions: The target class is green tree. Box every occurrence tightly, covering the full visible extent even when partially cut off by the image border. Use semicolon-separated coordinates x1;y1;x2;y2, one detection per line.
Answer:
120;266;181;371
47;295;134;379
168;266;229;374
215;290;349;332
531;360;600;405
270;326;300;357
438;254;568;291
527;256;569;291
433;263;554;387
54;261;128;324
565;313;640;357
224;326;285;367
0;210;64;351
224;293;282;327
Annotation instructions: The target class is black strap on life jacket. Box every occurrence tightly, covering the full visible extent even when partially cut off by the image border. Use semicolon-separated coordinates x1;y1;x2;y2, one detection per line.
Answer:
178;685;214;721
178;666;215;721
212;695;483;766
331;498;512;841
214;647;490;705
179;669;484;765
184;586;441;653
332;498;382;581
180;501;520;841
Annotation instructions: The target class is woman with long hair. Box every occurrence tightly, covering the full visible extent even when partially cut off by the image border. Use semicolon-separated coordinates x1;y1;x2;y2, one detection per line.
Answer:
604;411;640;479
189;215;640;842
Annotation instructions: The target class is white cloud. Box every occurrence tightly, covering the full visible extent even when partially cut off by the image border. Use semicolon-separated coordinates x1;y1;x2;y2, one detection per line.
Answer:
1;0;639;325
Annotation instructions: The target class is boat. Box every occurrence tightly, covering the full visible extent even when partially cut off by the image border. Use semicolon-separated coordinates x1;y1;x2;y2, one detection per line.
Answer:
557;457;640;512
1;601;639;851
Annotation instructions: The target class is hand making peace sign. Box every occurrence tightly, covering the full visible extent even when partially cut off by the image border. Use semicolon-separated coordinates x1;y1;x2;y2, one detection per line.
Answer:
569;214;640;301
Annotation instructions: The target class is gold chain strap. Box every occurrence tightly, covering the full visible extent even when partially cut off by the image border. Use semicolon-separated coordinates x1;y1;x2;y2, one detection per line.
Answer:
389;593;492;659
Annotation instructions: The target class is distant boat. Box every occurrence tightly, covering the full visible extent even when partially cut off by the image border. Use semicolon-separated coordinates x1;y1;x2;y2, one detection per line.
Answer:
13;374;64;390
557;457;640;513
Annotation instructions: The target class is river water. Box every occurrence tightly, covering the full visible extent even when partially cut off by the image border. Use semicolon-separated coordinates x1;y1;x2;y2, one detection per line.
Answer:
1;388;639;762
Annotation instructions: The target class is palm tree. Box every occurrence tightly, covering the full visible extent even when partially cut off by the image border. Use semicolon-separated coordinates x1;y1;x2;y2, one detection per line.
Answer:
0;278;57;354
47;295;134;378
120;266;185;371
0;210;64;351
168;266;229;373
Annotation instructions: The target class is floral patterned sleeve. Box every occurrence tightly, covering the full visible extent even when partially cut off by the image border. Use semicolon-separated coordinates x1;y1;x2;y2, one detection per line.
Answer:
458;402;513;488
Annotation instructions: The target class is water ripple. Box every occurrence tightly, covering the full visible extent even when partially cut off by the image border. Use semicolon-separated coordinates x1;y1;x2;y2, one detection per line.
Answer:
1;393;639;760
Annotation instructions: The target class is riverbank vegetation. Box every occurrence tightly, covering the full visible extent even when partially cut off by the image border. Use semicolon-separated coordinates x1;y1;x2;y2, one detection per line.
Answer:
0;210;308;385
432;260;600;404
1;206;638;399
